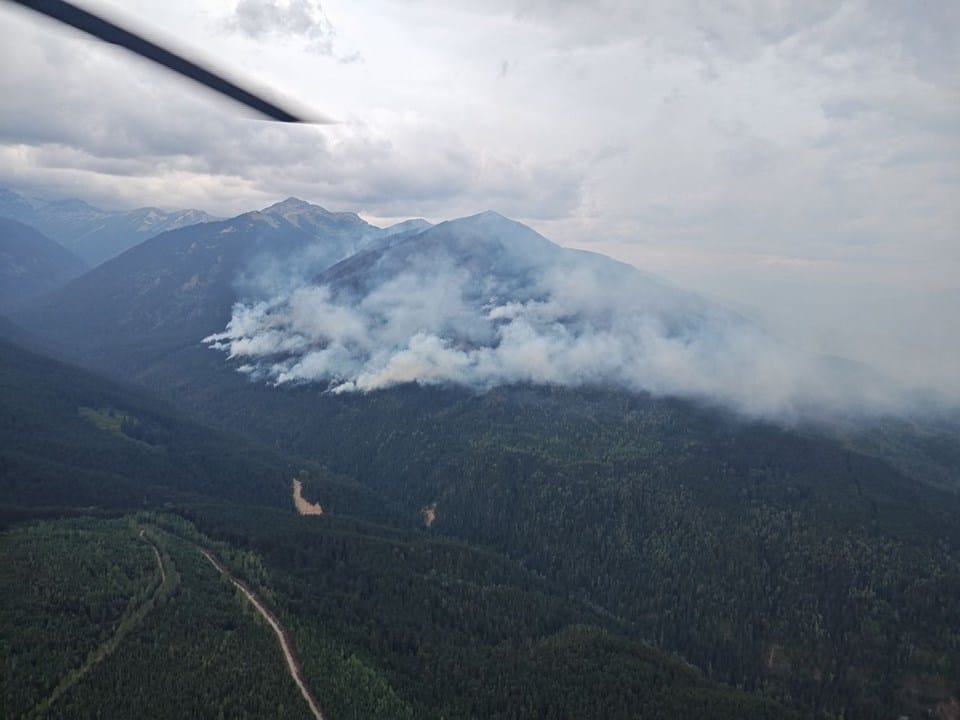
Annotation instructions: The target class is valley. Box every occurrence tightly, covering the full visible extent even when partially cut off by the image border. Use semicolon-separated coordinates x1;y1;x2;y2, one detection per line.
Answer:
1;195;958;719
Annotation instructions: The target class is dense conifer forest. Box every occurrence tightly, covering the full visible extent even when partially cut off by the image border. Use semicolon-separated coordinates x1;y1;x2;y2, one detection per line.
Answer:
2;336;958;717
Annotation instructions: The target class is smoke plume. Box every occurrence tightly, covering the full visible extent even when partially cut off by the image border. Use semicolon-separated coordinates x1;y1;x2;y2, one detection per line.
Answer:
205;212;908;420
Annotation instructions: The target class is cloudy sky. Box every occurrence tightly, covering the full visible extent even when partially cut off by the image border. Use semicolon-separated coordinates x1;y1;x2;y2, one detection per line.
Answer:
1;0;958;390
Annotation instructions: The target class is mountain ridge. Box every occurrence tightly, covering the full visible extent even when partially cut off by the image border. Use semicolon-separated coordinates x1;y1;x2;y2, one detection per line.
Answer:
0;186;218;266
10;196;917;420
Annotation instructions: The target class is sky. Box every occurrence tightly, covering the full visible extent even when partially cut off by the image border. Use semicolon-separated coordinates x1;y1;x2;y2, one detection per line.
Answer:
0;0;958;393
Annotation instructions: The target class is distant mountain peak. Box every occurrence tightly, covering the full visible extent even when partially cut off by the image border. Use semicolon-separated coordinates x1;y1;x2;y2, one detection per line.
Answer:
382;218;433;237
441;210;537;236
422;210;557;260
263;197;324;214
474;209;508;220
261;197;366;229
0;216;88;309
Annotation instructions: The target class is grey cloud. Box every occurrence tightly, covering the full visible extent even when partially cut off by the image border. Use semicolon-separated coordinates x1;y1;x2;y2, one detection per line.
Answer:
820;98;872;121
228;0;335;55
459;1;840;63
497;0;958;82
810;0;960;86
0;16;580;220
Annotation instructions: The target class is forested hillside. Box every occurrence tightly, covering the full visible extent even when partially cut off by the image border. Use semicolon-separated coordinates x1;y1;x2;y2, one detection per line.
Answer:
1;511;793;720
0;337;385;516
4;327;957;716
170;382;960;718
1;517;311;719
1;338;799;719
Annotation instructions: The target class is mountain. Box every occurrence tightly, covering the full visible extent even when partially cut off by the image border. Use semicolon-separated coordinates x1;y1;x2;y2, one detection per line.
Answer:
382;217;433;236
0;334;319;510
320;211;695;306
207;210;897;419
11;207;797;409
13;198;384;370
0;187;216;266
65;206;216;265
0;195;104;241
8;200;960;717
0;217;88;310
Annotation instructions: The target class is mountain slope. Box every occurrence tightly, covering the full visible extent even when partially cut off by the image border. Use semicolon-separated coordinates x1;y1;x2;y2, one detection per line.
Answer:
0;217;88;310
12;208;730;403
15;205;897;418
13;198;383;370
0;335;391;514
201;381;960;718
0;335;798;719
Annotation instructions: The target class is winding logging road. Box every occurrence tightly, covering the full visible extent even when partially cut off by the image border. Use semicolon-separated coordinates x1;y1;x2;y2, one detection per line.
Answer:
140;528;165;582
200;549;325;720
32;527;171;716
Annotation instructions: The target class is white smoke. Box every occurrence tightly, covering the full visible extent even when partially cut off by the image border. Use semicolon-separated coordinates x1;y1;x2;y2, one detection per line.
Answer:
204;215;908;420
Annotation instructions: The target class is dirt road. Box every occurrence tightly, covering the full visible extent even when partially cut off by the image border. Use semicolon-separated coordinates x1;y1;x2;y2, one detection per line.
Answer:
32;527;172;715
200;549;325;720
140;528;165;583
